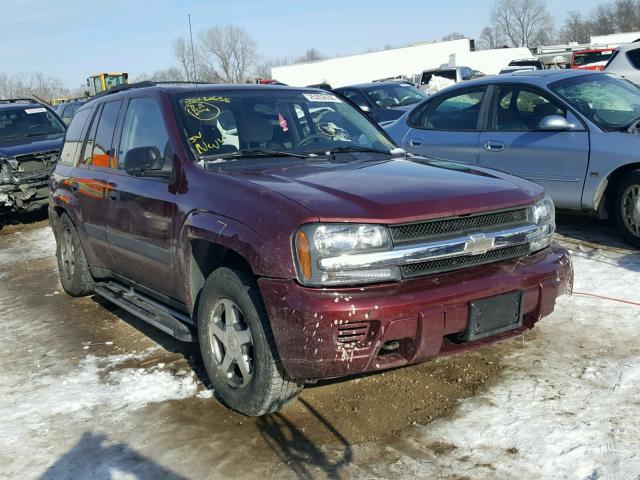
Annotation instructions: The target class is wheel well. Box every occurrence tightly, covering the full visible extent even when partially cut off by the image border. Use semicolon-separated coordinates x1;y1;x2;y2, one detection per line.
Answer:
601;163;640;217
189;239;253;316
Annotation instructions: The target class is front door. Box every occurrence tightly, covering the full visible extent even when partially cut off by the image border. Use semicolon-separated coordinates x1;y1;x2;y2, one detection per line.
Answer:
105;97;180;297
402;87;487;164
477;85;590;209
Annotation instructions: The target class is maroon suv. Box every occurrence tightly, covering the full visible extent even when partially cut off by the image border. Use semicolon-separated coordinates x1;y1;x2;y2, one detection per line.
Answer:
49;83;573;416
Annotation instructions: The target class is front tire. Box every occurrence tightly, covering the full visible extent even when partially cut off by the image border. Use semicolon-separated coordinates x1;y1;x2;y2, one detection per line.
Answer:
614;171;640;248
55;213;94;296
198;267;303;416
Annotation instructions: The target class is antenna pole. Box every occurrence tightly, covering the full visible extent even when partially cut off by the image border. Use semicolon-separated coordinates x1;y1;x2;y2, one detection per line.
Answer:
188;14;197;82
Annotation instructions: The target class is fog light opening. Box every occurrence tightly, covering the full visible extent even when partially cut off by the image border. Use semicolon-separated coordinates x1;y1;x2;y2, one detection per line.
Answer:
381;340;400;353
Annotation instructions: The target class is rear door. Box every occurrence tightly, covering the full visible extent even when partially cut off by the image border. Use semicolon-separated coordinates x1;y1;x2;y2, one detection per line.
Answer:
400;86;487;164
477;84;590;208
105;96;180;297
68;103;121;270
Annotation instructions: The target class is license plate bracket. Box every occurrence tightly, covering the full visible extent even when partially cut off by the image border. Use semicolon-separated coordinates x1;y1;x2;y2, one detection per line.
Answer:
460;291;523;342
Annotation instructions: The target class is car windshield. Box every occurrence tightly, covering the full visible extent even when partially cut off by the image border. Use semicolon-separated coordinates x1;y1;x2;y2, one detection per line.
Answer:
421;70;457;85
0;105;66;141
173;89;396;162
364;84;427;107
549;74;640;131
510;60;539;68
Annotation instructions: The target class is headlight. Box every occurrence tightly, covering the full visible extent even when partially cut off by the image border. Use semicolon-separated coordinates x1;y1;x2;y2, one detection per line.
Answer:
529;194;556;252
294;223;399;286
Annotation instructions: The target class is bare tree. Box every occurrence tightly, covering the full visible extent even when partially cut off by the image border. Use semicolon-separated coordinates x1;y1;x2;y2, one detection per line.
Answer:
478;26;505;49
559;11;591;43
197;25;258;83
172;37;196;82
442;32;466;41
490;0;554;47
0;72;68;101
298;48;326;63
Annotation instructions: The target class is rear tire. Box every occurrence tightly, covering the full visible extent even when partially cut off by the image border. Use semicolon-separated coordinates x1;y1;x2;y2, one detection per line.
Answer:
55;213;94;296
197;267;303;416
613;171;640;248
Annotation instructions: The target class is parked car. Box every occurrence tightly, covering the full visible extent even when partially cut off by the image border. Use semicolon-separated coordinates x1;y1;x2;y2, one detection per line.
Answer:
384;70;640;246
571;48;615;71
55;100;86;125
0;98;65;213
334;82;428;123
50;82;572;416
508;58;546;71
605;42;640;86
418;66;485;94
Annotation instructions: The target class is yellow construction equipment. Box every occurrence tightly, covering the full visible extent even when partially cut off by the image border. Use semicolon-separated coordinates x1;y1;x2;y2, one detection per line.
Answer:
86;72;129;96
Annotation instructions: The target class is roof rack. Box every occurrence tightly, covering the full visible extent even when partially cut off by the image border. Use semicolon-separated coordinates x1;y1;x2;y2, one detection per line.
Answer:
0;97;41;105
94;80;221;99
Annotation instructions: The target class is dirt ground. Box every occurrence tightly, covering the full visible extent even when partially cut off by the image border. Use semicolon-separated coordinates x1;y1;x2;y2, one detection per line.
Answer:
0;211;638;479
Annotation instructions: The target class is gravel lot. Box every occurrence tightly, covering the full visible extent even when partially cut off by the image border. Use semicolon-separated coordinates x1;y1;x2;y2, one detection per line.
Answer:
0;213;638;480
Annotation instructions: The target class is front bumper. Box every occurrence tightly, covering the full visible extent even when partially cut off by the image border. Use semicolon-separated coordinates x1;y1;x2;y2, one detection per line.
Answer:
259;245;573;380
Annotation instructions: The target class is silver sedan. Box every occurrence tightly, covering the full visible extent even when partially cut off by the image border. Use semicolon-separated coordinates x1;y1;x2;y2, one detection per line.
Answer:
384;70;640;247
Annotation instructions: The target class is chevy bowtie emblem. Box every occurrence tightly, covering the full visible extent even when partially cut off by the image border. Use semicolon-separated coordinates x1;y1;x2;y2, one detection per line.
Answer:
464;234;495;255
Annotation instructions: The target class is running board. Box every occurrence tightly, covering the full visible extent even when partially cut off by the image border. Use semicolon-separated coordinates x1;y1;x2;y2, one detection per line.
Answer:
94;282;197;342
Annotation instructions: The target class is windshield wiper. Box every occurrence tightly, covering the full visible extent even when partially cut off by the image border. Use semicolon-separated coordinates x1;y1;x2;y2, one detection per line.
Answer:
310;146;392;156
202;148;311;161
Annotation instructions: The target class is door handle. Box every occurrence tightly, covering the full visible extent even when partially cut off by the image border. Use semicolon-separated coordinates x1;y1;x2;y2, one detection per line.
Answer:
409;138;423;147
70;182;79;193
483;141;505;152
108;190;120;202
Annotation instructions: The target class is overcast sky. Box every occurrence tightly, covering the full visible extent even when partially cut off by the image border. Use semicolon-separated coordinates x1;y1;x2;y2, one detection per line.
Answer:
2;0;606;87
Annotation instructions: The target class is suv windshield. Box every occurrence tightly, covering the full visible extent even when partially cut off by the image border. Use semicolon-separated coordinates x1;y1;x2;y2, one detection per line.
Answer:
173;89;396;161
550;74;640;131
364;84;427;107
0;105;65;142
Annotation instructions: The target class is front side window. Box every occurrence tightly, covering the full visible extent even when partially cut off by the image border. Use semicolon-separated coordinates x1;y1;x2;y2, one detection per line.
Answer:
364;84;427;108
550;74;640;131
118;98;171;170
490;86;565;131
0;105;65;142
172;90;395;165
411;88;485;131
59;108;91;166
341;90;369;108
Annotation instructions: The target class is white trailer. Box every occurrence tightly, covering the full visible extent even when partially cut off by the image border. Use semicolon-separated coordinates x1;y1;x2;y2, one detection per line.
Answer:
272;39;532;88
591;32;640;48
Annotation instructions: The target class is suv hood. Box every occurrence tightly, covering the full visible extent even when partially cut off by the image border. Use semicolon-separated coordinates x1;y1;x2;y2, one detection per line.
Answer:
0;136;63;158
236;155;543;223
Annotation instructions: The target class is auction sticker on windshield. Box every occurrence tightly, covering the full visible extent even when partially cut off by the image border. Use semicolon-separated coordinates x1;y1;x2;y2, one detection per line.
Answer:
25;108;47;114
303;93;342;103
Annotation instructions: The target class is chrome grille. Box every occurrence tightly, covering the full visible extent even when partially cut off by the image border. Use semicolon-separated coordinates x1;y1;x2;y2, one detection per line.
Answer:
400;243;531;278
390;208;529;244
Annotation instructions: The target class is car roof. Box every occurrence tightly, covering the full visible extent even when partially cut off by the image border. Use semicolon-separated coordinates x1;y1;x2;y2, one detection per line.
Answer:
0;99;46;111
615;42;640;52
451;69;600;89
335;82;410;90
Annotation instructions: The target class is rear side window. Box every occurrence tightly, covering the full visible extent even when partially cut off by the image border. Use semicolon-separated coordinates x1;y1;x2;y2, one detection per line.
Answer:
59;108;91;166
410;88;485;131
90;101;122;168
628;48;640;69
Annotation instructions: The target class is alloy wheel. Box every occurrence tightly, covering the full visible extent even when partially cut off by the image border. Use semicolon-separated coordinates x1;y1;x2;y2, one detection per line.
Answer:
60;228;76;279
209;298;254;388
621;184;640;238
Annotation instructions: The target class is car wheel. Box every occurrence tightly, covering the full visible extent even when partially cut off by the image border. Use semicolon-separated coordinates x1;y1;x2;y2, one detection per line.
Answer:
55;213;94;296
614;171;640;248
197;267;303;416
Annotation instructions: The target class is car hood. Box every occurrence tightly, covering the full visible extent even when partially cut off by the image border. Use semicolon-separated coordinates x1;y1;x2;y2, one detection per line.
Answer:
0;136;64;158
234;155;543;223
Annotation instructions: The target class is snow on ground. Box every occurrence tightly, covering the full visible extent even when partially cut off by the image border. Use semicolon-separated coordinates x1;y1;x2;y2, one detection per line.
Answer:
1;224;639;479
0;226;56;267
371;249;640;480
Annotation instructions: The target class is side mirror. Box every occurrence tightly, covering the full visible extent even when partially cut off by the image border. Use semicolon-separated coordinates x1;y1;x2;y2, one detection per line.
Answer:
124;146;170;177
539;115;571;131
